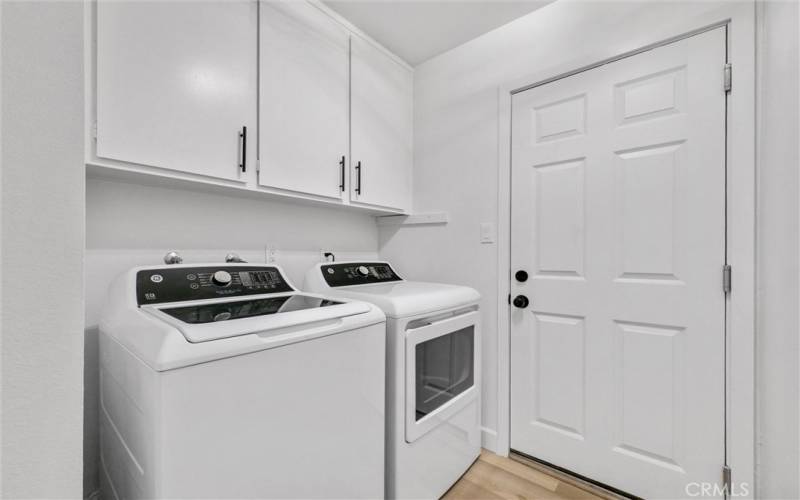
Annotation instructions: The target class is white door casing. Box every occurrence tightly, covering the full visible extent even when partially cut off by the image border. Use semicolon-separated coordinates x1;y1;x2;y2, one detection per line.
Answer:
96;1;257;182
259;1;350;199
510;27;726;499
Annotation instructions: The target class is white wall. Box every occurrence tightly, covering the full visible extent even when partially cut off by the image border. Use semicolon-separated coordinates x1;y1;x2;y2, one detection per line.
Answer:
755;1;799;498
379;0;799;495
85;177;380;325
1;1;85;498
83;176;379;496
1;1;4;492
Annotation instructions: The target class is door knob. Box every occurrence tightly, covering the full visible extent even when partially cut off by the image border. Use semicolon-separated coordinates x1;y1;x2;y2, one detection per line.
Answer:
513;295;529;309
515;270;528;282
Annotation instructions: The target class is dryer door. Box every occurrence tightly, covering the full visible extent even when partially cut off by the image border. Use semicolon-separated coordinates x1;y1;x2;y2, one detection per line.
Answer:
405;310;480;443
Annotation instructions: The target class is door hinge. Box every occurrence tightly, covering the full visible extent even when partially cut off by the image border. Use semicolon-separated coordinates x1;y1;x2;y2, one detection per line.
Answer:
256;159;261;174
723;63;732;93
508;293;511;305
92;121;98;139
723;264;732;294
722;465;732;492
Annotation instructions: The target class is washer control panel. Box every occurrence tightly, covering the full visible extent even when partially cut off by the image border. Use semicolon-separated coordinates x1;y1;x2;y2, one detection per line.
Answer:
321;262;402;287
136;266;294;305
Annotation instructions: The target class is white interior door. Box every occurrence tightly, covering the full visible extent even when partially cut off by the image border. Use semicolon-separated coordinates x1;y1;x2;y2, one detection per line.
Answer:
96;1;257;182
259;2;349;199
510;28;727;499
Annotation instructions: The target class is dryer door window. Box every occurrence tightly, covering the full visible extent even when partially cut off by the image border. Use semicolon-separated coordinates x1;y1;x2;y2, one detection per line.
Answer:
405;310;480;443
415;326;474;421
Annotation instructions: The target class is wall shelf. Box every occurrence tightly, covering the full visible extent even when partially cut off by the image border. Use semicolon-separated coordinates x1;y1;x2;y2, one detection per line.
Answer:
375;212;449;226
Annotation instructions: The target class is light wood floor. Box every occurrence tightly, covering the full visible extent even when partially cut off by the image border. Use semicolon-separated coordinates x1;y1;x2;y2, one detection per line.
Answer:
443;451;613;500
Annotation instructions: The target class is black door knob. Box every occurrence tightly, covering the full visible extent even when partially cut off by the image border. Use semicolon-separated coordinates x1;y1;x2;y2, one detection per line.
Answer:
513;295;529;309
515;270;528;282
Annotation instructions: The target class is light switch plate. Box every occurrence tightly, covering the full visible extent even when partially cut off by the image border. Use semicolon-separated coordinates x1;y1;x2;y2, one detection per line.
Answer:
480;222;495;244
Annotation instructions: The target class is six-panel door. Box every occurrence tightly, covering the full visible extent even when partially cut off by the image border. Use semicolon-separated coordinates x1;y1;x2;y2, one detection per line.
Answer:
96;1;257;182
510;28;727;499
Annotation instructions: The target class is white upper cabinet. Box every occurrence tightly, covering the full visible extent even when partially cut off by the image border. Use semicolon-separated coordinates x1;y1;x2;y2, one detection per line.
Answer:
350;36;413;211
92;0;412;213
259;2;349;200
96;1;257;182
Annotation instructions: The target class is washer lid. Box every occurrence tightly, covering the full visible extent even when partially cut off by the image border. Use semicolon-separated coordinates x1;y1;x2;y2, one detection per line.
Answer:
325;281;480;318
145;293;373;343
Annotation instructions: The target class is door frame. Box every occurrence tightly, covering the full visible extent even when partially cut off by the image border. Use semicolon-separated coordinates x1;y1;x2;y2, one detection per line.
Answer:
495;3;755;496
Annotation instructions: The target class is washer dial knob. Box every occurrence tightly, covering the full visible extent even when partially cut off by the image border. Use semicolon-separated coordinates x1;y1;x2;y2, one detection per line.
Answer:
212;270;233;286
357;265;370;277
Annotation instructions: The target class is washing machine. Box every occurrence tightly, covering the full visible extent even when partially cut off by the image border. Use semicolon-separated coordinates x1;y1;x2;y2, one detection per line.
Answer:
305;261;481;499
99;262;386;499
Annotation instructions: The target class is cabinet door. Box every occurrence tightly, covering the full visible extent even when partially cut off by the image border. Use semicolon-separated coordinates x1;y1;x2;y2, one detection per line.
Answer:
351;37;413;212
96;1;257;182
259;2;349;199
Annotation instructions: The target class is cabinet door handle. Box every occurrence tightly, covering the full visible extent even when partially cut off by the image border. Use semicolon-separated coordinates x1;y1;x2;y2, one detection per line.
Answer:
239;126;247;173
339;155;345;192
355;161;362;195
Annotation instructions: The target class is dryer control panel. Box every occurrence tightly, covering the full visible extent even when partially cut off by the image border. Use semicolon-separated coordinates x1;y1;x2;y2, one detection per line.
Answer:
136;266;294;305
321;262;402;287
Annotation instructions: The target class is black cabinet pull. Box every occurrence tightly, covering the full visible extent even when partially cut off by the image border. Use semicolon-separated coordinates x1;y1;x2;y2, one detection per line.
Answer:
355;161;362;195
339;156;345;192
239;126;247;172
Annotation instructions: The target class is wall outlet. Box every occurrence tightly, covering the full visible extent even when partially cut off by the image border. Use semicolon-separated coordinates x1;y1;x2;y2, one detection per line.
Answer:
265;245;277;263
480;222;495;244
320;249;336;263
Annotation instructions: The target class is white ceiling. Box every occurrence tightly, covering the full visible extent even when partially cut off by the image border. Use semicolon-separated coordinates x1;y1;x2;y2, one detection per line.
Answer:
324;1;553;66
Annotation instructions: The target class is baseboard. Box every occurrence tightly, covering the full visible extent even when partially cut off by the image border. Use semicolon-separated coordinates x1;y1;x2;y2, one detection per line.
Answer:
481;426;498;452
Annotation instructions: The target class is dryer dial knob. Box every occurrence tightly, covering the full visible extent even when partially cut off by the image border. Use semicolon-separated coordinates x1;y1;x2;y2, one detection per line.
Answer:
357;265;370;277
212;270;232;286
